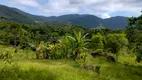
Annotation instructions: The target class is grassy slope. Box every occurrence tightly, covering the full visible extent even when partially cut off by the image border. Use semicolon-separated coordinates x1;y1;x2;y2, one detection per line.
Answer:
0;45;142;80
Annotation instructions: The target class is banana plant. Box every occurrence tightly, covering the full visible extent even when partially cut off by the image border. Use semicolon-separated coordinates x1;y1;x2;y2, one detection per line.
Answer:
67;31;88;60
58;34;70;58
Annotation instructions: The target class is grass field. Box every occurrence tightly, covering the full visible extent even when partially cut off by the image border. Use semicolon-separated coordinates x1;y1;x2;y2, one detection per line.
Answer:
0;45;142;80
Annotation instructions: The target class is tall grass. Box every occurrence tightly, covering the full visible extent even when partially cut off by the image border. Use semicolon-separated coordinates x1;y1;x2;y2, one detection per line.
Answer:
0;45;142;80
1;59;141;80
0;61;56;80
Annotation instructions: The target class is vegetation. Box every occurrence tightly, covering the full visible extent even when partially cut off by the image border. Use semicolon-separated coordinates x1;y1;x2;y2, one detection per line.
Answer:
0;10;142;80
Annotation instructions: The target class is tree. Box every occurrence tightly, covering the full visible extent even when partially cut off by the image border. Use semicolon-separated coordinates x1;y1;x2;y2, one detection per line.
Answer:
126;11;142;62
105;33;128;53
89;33;104;51
0;21;31;47
0;16;7;20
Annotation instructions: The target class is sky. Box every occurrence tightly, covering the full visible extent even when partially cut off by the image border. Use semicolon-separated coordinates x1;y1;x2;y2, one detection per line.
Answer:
0;0;142;18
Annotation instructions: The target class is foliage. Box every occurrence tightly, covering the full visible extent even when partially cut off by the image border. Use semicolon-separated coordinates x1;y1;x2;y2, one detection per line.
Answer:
80;52;88;62
67;31;88;60
58;34;70;59
126;12;142;62
46;31;89;60
105;33;128;53
89;33;104;51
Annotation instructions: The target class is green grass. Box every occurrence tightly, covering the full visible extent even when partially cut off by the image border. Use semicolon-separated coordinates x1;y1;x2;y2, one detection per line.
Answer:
0;45;142;80
0;58;142;80
0;61;56;80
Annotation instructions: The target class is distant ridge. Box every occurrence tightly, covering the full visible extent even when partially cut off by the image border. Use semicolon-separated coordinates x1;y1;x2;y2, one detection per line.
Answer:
0;4;128;29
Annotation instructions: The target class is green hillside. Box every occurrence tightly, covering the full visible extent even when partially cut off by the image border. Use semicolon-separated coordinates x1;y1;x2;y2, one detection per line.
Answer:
0;5;128;29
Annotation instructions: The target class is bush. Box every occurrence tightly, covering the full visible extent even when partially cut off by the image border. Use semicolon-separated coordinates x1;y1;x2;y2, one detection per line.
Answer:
136;53;142;63
96;49;103;56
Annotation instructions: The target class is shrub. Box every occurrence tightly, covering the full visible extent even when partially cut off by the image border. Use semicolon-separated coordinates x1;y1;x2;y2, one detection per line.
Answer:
136;53;142;63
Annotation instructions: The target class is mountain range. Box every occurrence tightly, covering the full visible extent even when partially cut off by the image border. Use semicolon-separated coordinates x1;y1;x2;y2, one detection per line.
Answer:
0;4;128;29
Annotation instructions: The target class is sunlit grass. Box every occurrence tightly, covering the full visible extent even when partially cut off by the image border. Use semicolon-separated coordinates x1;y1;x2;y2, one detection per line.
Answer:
0;45;142;80
0;58;142;80
5;58;140;80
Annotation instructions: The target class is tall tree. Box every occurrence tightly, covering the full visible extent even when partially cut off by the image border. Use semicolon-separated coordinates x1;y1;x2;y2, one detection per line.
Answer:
126;11;142;62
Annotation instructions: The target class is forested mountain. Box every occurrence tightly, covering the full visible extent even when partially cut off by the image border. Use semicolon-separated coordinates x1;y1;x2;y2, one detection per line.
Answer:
0;4;49;24
48;14;102;27
103;16;128;29
48;14;128;29
0;4;128;29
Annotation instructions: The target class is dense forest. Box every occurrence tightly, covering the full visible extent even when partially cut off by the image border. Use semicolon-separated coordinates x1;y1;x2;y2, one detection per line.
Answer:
0;8;142;80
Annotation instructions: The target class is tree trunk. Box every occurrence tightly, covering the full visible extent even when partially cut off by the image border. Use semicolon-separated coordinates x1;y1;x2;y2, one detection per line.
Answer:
75;48;79;59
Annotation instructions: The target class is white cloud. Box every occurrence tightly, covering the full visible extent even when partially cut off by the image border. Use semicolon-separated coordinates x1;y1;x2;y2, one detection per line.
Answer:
40;0;142;18
37;0;79;16
102;13;111;19
5;0;142;18
9;0;40;7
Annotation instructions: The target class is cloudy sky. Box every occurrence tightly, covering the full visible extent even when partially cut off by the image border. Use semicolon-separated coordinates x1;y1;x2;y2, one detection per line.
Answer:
0;0;142;18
